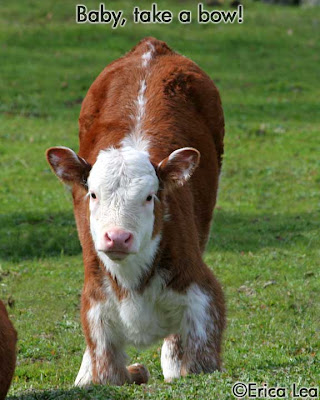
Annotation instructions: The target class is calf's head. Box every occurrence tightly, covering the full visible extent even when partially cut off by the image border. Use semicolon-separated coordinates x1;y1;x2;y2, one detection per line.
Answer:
46;144;199;270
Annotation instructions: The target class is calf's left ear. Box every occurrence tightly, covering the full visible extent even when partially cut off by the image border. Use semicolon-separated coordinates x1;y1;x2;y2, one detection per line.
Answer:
46;146;91;187
157;147;200;188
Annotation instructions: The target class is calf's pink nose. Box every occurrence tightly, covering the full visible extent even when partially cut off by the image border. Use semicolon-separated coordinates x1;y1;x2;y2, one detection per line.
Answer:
103;229;133;252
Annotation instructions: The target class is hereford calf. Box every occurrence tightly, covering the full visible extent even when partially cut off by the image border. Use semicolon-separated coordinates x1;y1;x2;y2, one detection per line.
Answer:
46;37;225;386
0;300;17;399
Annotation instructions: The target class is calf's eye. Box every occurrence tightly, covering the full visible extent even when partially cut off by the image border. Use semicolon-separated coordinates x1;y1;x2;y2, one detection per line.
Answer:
90;192;97;199
146;195;153;202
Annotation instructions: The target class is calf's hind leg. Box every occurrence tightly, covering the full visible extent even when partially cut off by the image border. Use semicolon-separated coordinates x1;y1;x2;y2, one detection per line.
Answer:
180;284;225;377
161;334;183;382
181;333;222;377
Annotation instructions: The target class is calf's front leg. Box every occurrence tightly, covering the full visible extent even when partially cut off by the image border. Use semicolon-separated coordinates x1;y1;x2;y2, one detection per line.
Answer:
75;298;149;386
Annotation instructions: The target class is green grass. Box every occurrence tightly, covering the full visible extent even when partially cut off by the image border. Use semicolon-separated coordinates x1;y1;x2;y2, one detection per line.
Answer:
1;0;319;398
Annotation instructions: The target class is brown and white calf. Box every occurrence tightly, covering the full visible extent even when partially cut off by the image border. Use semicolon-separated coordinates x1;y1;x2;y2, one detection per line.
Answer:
46;37;225;386
0;300;17;399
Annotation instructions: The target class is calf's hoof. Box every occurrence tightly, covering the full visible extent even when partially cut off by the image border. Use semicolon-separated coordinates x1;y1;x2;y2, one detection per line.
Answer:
127;363;150;384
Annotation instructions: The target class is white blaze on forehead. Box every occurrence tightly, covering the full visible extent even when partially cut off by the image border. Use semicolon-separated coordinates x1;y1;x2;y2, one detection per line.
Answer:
88;145;158;197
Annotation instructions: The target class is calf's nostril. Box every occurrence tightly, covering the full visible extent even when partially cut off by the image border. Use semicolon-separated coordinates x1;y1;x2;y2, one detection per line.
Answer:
125;234;132;244
105;232;112;243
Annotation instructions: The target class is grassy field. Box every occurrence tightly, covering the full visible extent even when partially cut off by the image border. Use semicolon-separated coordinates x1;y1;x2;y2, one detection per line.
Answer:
1;0;319;398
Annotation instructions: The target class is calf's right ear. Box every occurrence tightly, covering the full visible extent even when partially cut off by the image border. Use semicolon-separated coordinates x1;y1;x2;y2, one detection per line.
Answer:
157;147;200;190
46;146;91;187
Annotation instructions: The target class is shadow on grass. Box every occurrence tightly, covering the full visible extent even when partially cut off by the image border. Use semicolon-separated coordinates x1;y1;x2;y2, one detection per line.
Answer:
0;211;81;262
8;386;124;400
1;209;318;262
209;209;318;252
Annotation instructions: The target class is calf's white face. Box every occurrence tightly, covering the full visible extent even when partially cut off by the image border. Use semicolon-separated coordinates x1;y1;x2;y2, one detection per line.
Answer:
46;143;200;288
87;146;159;261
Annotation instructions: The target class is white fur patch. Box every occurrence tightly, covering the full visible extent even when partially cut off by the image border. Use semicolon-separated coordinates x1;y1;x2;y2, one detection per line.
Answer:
135;79;147;134
87;303;107;358
141;42;155;68
182;284;213;348
75;347;92;387
128;78;148;150
161;339;182;382
142;51;152;68
102;274;187;347
87;298;126;350
128;41;155;150
85;301;129;384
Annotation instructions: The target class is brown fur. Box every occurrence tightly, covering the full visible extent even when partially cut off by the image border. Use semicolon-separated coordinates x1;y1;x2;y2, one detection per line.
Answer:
47;37;225;384
0;301;17;400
